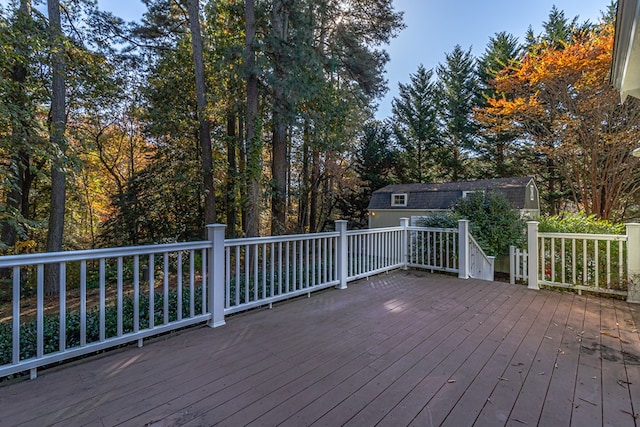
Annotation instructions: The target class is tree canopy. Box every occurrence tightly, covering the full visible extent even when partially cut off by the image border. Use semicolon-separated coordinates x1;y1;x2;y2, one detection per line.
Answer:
0;1;636;257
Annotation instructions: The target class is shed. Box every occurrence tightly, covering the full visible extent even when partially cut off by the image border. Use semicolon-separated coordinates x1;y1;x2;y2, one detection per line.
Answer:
367;177;539;228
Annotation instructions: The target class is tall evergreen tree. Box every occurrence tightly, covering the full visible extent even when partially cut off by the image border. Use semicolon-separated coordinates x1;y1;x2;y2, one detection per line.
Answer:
267;0;294;235
391;65;440;183
436;45;479;181
262;0;403;233
338;120;396;226
475;32;524;177
357;121;396;191
541;5;579;47
187;0;216;227
601;1;616;25
477;32;520;94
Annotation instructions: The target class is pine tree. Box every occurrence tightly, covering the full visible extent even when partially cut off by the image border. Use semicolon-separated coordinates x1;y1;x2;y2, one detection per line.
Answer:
337;120;396;227
391;65;440;183
541;5;579;47
475;32;524;177
356;121;396;191
436;45;479;181
187;0;216;227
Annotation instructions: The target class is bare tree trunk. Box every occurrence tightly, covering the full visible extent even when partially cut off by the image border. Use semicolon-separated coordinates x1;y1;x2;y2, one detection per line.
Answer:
271;108;287;235
238;118;247;233
226;112;237;238
270;0;288;235
298;126;310;233
187;0;216;228
244;0;261;237
309;148;320;233
44;0;67;296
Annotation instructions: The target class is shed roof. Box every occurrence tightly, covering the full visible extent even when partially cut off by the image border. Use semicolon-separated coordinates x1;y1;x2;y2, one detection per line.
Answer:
368;177;534;210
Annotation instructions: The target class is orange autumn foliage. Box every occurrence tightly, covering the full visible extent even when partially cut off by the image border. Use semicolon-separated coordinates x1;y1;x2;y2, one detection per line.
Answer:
476;23;640;220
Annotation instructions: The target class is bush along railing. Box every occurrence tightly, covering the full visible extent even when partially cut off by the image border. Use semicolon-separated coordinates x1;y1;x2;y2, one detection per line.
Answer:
223;227;341;315
0;218;494;380
523;221;640;303
0;241;213;380
222;221;408;315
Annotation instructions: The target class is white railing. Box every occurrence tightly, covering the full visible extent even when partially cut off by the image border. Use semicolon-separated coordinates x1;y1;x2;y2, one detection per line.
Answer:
0;241;213;380
538;231;627;295
406;226;459;273
222;224;407;315
0;218;495;380
347;226;405;280
509;245;528;284
223;231;340;315
468;234;495;281
521;222;640;303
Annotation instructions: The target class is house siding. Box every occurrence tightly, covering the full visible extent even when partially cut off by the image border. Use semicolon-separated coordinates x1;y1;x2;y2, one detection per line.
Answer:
369;209;447;228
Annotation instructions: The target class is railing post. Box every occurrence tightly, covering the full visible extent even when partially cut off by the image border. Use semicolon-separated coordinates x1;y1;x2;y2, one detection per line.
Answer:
527;221;539;290
626;223;640;303
509;245;515;285
335;220;348;289
458;219;469;279
488;256;496;282
400;218;409;270
207;224;226;327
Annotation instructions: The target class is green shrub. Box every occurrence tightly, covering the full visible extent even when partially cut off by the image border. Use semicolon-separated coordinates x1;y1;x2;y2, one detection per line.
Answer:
538;211;625;234
537;212;626;289
415;214;458;229
0;286;204;366
414;192;525;257
452;191;525;256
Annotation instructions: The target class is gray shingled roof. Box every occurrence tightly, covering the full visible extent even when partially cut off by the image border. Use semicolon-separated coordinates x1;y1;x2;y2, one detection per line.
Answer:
367;177;534;210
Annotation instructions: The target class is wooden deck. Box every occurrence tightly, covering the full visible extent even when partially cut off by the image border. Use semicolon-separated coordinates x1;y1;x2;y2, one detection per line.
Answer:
1;270;640;426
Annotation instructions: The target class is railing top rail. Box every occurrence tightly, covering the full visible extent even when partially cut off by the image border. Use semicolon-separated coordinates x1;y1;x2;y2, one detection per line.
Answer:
0;241;212;268
407;226;458;232
346;226;403;236
224;231;340;247
537;231;627;241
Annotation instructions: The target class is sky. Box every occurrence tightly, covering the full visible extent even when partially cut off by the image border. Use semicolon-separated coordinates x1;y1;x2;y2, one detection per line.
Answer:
4;0;614;118
379;0;610;118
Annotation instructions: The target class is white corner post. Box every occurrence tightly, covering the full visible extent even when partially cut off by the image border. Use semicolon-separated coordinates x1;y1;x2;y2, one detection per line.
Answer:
400;218;409;270
488;256;496;282
527;221;539;290
335;220;348;289
626;223;640;303
458;220;469;279
207;224;226;327
509;245;515;285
